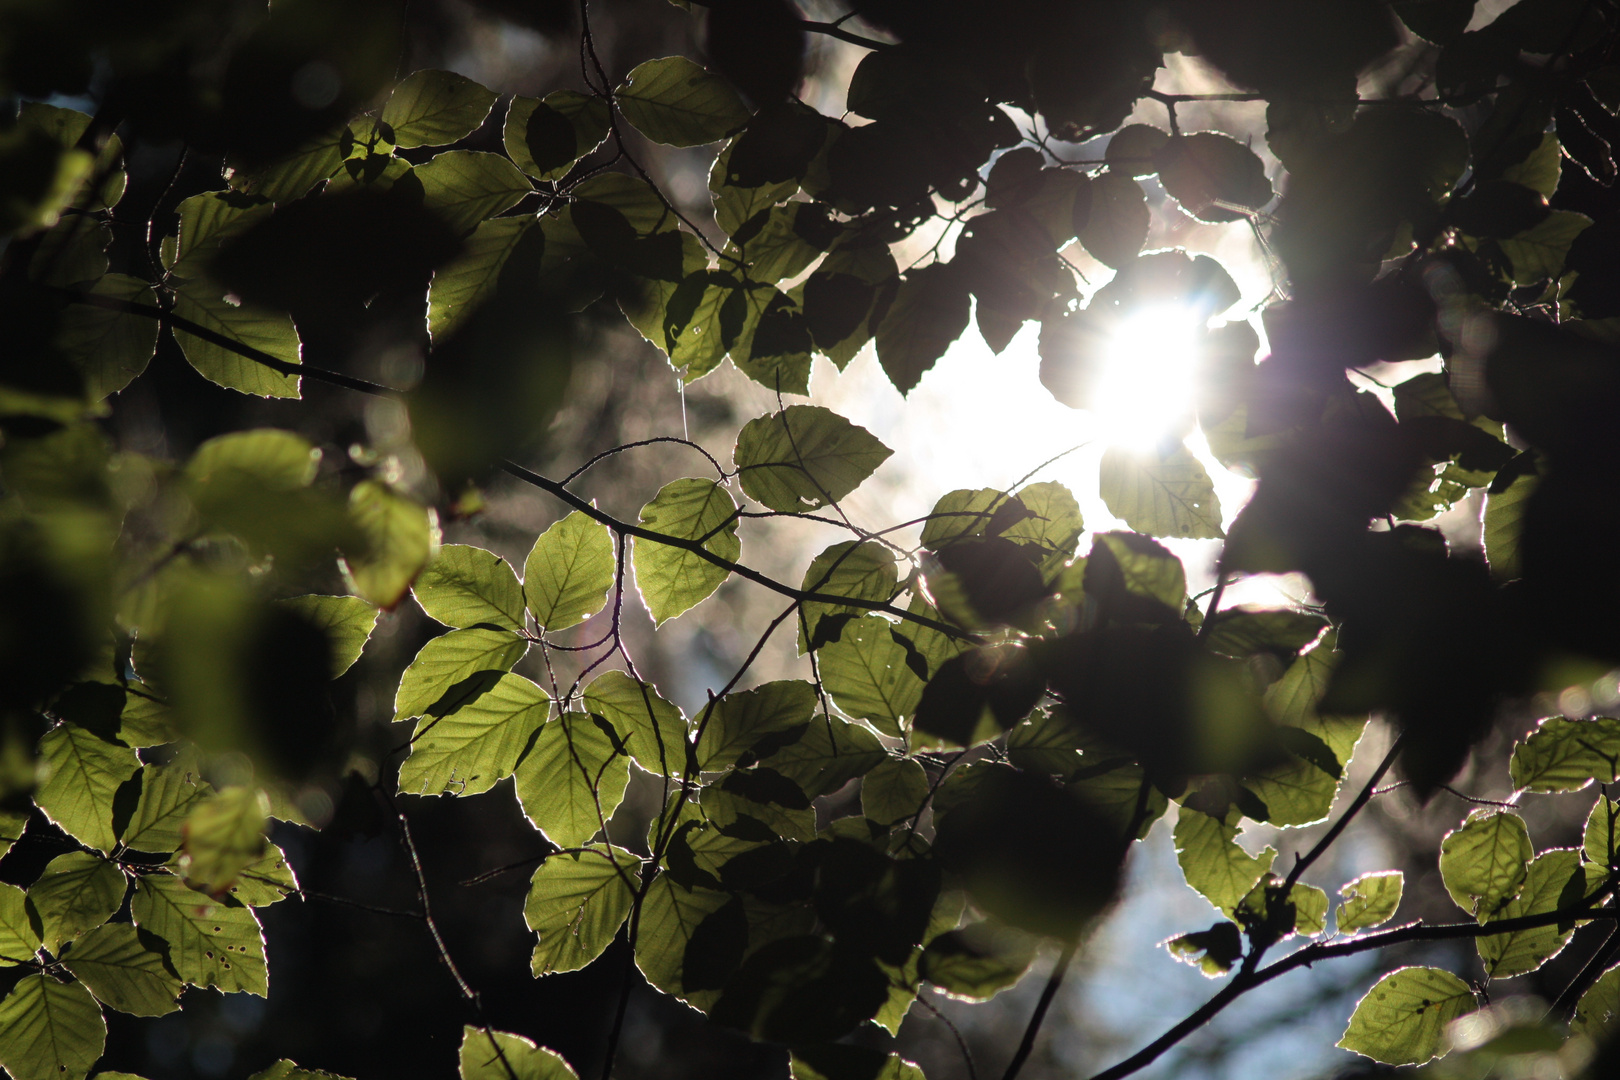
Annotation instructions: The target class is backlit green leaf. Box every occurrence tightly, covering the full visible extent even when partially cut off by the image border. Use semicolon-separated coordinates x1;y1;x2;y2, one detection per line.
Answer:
28;852;124;955
632;478;741;626
130;873;267;996
1336;871;1404;932
1478;848;1585;977
414;150;532;234
227;843;300;907
514;712;630;847
819;616;925;738
525;511;615;632
1079;172;1149;269
393;627;529;722
1497;210;1589;285
735;406;893;513
180;785;269;896
61;922;183;1017
525;846;639;976
428;216;536;341
1585;797;1619;871
37;724;139;853
861;757;929;826
919;922;1035;1002
1573;962;1620;1040
458;1025;578;1080
758;717;888;798
634;872;732;1008
1099;443;1223;540
122;753;210;854
56;274;160;399
400;673;549;796
1511;715;1620;793
1439;810;1532;918
0;974;106;1080
1338;966;1478;1065
342;480;440;609
170;281;301;398
0;883;39;965
506;91;611;182
616;57;749;148
696;681;817;771
581;671;687;776
415;544;526;631
1173;806;1275;918
798;541;900;653
1484;459;1537;581
382;70;497;149
274;594;378;677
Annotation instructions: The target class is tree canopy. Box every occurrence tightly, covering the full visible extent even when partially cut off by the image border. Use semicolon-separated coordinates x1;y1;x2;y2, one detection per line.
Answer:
3;0;1620;1078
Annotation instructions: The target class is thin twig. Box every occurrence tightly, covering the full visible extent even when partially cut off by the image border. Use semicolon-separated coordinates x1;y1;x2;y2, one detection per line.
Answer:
1001;939;1078;1080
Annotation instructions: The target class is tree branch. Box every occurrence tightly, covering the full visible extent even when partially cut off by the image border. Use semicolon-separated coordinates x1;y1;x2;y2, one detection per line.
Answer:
1001;939;1078;1080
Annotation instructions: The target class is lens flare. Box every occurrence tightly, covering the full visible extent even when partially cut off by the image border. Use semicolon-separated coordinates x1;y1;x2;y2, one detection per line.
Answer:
1094;303;1204;450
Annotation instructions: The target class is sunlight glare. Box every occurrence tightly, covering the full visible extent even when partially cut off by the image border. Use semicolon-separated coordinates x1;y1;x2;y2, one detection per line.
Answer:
1094;303;1205;450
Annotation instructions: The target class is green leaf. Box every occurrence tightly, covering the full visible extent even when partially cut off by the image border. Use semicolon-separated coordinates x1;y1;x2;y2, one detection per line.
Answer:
1511;716;1620;793
1262;635;1367;771
122;753;211;854
185;428;318;489
1337;871;1405;932
632;478;741;626
757;717;888;798
1205;610;1328;658
179;786;269;896
0;974;106;1080
918;922;1035;1002
1239;753;1341;827
400;673;549;796
165;191;271;278
581;671;687;776
1496;210;1590;285
525;846;639;976
634;873;732;1008
860;757;929;827
616;57;749;148
170;280;301;398
246;1060;356;1080
414;150;532;234
428;217;536;341
28;852;124;956
1079;172;1149;269
729;202;834;284
1098;443;1223;540
1173;806;1275;918
393;627;529;722
701;781;814;843
875;263;970;396
696;681;818;771
382;70;498;149
711;137;799;235
459;1026;578;1080
734;405;893;513
798;541;900;653
513;711;630;847
1585;797;1620;871
1002;481;1084;574
415;544;526;631
1478;848;1585;978
274;595;378;677
227;843;300;907
525;511;615;632
0;807;25;865
819;616;925;739
1005;710;1081;777
61;923;183;1017
229;124;347;205
1438;809;1533;918
506;91;611;182
1166;921;1244;977
342;479;440;609
1572;962;1620;1040
1500;132;1560;199
920;488;1016;550
792;1049;925;1080
0;883;39;965
1235;874;1329;939
1338;966;1478;1065
37;724;139;853
1484;459;1538;581
130;873;267;996
56;274;160;399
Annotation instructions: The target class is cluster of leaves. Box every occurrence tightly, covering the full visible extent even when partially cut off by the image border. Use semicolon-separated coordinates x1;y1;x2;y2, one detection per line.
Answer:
4;0;1620;1078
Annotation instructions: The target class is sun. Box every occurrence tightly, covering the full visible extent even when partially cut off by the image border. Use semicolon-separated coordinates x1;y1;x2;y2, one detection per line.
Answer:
1092;303;1206;451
